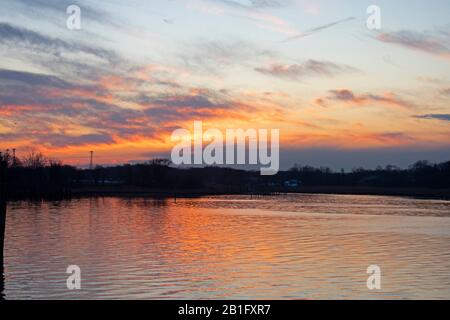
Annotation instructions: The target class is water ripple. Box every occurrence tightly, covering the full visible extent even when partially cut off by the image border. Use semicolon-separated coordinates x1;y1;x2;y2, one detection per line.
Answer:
3;194;450;299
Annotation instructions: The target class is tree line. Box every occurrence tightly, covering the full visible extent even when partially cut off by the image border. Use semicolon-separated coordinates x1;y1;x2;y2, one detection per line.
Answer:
0;150;449;198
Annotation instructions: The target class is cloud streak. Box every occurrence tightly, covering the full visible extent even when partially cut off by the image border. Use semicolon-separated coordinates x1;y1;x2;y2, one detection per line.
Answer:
376;29;450;59
181;40;275;74
414;114;450;122
0;23;118;64
255;60;358;81
190;0;298;35
216;0;287;9
318;89;416;110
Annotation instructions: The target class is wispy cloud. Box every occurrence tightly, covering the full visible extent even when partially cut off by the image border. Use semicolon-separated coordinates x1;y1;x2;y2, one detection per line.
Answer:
215;0;287;9
189;0;298;35
318;89;415;110
0;23;118;62
414;114;450;122
0;69;72;89
255;60;358;81
181;40;276;74
440;87;450;96
0;22;123;81
3;0;123;29
376;28;450;59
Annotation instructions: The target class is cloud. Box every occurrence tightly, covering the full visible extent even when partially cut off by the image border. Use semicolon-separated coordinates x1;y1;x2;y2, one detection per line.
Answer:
414;114;450;122
143;94;222;109
190;0;298;35
0;69;71;89
0;23;118;63
320;89;415;110
10;0;101;16
40;133;115;148
0;68;111;105
440;88;450;96
329;89;357;102
181;40;275;74
0;68;157;147
417;76;444;85
0;23;124;81
255;60;357;80
138;90;256;123
216;0;287;9
5;0;122;29
376;29;450;59
283;130;417;150
0;66;261;148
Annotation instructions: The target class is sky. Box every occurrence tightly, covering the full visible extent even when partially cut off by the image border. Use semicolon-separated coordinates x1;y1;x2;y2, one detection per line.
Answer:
0;0;449;170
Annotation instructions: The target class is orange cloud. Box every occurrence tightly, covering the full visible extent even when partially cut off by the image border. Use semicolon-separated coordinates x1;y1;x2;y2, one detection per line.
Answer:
318;89;416;110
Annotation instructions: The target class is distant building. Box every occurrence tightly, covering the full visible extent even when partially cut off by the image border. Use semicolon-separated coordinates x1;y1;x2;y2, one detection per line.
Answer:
284;179;301;188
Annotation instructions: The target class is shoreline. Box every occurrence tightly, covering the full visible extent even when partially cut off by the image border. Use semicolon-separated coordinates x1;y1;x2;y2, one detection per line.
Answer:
68;185;450;200
6;186;450;201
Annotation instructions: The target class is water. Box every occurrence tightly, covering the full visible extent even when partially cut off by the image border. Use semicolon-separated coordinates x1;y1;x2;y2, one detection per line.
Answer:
2;194;450;299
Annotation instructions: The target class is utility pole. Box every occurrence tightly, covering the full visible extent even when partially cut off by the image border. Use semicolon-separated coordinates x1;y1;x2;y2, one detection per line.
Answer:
89;151;94;170
12;148;16;167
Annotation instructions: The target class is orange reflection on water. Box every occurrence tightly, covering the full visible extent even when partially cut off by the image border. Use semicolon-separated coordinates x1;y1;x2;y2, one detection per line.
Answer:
4;195;450;299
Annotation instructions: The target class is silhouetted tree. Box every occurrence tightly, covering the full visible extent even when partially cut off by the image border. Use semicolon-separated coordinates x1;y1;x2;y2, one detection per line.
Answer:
22;150;48;169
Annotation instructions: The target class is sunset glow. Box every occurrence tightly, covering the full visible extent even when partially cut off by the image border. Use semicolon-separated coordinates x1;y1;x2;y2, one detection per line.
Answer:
1;0;449;169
